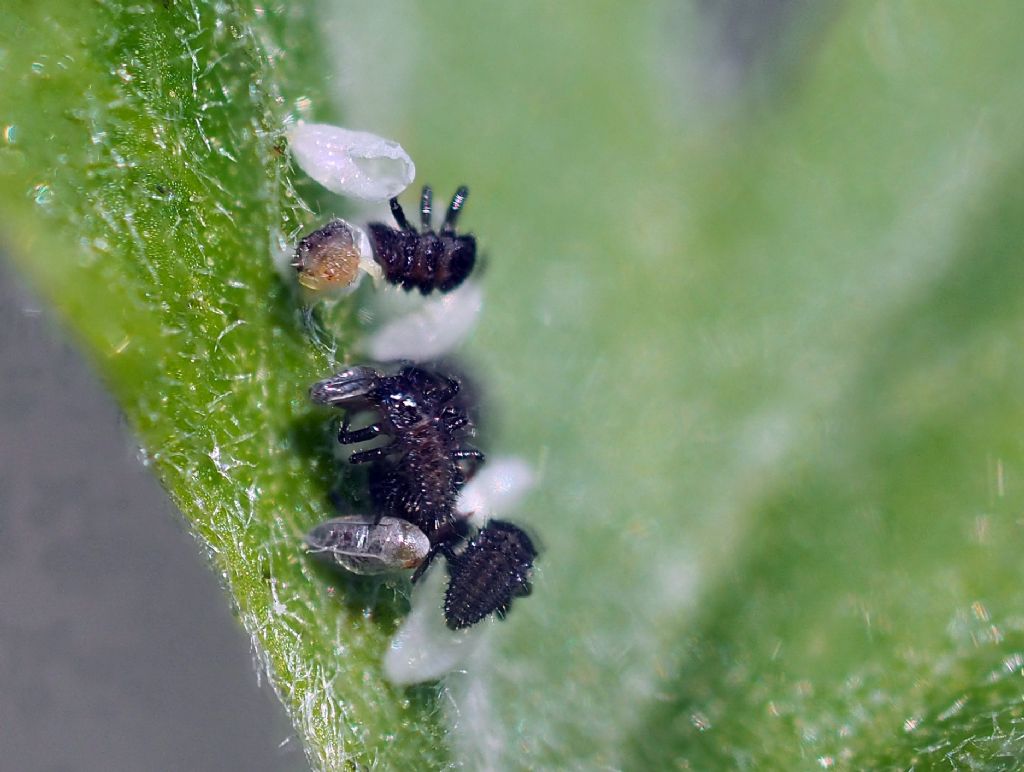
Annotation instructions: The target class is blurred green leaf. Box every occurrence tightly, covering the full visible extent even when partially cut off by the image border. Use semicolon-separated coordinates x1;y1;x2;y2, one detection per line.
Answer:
331;1;1024;768
5;0;1024;769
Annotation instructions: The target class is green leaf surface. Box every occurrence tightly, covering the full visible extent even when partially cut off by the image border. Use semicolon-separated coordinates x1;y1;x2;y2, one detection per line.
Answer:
4;0;1024;769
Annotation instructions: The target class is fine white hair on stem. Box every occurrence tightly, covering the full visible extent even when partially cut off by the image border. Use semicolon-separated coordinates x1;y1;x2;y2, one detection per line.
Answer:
383;562;487;686
364;280;484;362
456;456;537;528
287;122;415;201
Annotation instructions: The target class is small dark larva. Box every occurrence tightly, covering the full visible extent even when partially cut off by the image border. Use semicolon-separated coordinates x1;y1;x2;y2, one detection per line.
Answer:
304;515;430;575
310;364;484;569
443;520;537;630
368;185;477;294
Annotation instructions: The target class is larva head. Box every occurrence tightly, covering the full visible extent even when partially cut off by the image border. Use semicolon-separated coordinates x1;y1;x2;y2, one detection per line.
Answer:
309;366;382;407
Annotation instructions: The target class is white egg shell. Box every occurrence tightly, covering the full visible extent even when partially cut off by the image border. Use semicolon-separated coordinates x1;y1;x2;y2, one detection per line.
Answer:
364;280;484;362
288;122;415;201
383;562;486;686
456;456;537;528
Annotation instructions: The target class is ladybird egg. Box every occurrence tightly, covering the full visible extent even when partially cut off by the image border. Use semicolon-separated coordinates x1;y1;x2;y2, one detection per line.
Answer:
364;280;483;362
288;122;415;201
383;562;485;685
455;455;536;528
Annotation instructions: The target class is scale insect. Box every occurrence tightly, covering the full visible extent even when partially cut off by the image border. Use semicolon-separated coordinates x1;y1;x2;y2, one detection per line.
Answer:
368;185;477;295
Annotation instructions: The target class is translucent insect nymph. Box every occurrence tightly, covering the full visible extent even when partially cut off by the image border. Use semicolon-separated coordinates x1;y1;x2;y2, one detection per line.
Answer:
305;515;430;575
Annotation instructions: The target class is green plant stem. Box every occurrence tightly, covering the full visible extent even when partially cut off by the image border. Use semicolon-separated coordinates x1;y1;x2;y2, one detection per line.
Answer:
0;1;446;768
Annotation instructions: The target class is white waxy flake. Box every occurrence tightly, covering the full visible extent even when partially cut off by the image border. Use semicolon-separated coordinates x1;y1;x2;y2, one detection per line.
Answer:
364;280;484;362
456;455;537;528
383;562;486;685
288;122;415;201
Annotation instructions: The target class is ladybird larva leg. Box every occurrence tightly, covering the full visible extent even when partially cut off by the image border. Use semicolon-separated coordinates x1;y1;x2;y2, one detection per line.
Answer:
436;376;461;403
337;417;383;445
410;547;445;584
442;412;470;432
349;445;391;465
419;185;434;230
389;196;415;232
452;449;485;476
418;520;466;582
442;186;469;233
454;449;485;482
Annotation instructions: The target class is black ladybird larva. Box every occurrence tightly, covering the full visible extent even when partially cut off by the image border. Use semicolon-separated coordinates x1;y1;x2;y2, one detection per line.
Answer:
367;185;477;295
443;519;537;630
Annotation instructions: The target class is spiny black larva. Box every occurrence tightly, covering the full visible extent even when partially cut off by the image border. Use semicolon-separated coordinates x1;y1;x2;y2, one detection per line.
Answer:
367;185;477;294
309;364;484;576
443;519;537;630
